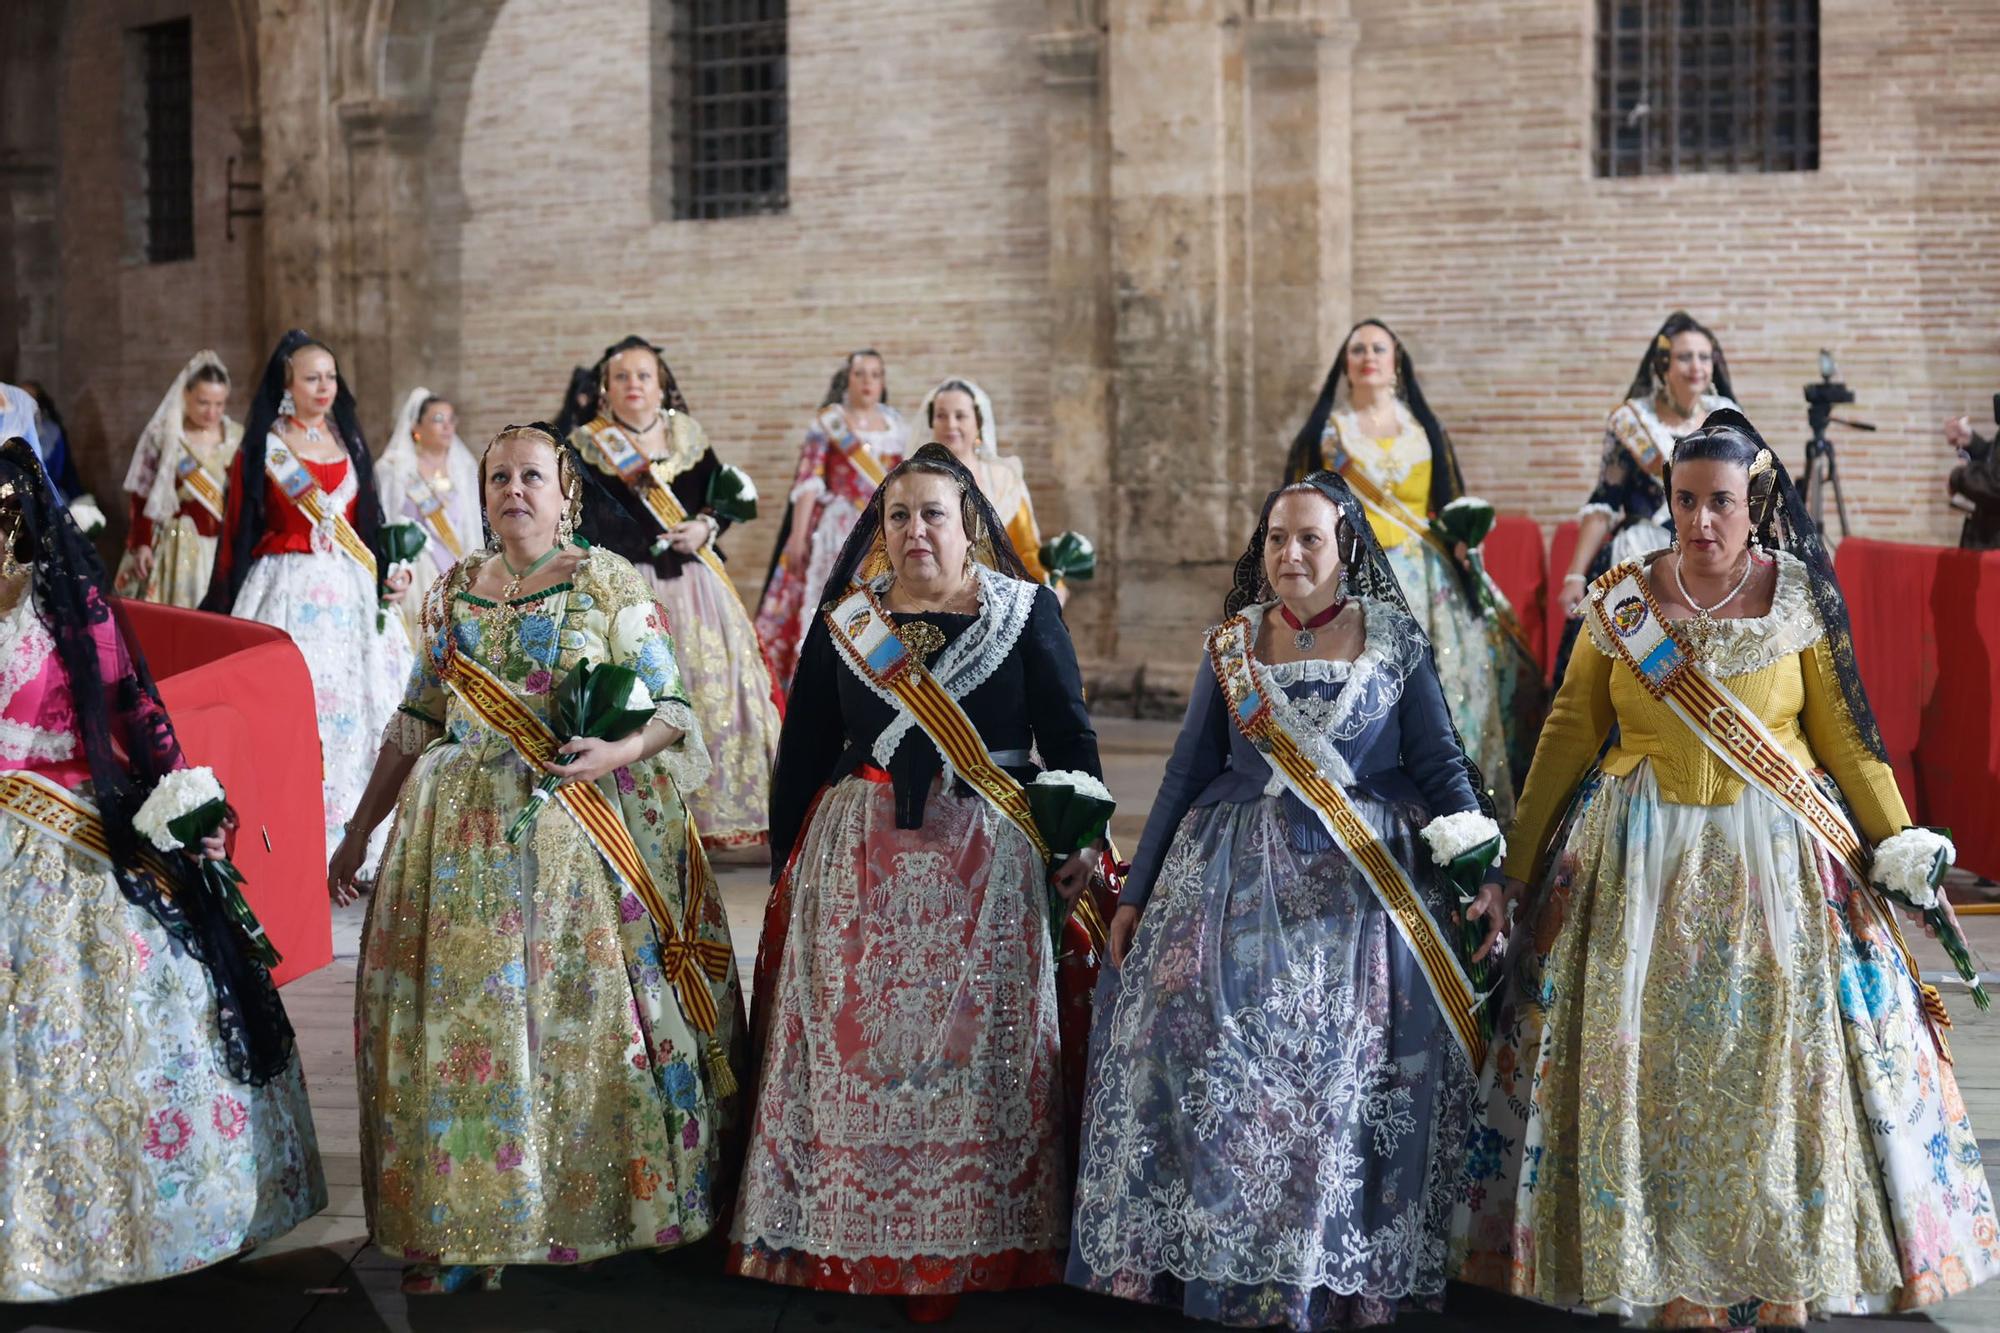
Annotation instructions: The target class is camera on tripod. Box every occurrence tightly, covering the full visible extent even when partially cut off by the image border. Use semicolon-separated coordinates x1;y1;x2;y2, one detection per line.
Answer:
1801;349;1872;538
1804;349;1856;433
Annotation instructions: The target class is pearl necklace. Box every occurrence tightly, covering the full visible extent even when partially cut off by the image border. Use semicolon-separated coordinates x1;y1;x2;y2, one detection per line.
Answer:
1671;550;1755;666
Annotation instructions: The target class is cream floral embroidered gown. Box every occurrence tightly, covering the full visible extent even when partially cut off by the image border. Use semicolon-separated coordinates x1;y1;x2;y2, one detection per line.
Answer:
1455;551;1998;1326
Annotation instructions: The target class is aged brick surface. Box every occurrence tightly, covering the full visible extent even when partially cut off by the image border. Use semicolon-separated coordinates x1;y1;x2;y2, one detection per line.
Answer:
9;0;1999;668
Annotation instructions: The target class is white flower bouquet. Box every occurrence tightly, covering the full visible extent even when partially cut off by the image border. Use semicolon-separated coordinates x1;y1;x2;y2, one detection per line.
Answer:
1421;810;1506;1014
1872;826;1985;1009
134;767;280;968
67;494;108;536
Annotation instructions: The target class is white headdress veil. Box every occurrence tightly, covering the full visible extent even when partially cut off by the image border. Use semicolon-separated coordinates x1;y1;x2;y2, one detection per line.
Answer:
912;377;999;459
380;386;452;475
125;349;240;526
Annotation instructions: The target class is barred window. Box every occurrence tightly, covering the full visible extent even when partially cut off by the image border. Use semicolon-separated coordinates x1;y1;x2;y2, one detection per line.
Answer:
672;0;788;220
1594;0;1819;177
140;18;195;262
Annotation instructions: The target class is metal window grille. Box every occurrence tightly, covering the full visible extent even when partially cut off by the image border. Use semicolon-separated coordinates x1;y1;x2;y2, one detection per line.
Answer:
1594;0;1819;177
673;0;788;220
141;18;195;261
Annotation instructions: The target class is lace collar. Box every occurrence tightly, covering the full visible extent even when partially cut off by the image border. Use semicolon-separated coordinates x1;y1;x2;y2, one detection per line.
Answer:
840;565;1041;772
1585;548;1820;677
1236;598;1413;792
0;595;74;765
1325;402;1428;487
1616;390;1739;459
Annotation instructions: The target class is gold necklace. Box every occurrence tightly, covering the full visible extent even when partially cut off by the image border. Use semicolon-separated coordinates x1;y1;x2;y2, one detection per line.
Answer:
1671;550;1754;669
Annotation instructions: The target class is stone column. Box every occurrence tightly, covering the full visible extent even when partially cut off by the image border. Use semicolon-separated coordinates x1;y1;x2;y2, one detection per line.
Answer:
1033;4;1116;664
0;1;62;382
337;95;432;438
1101;0;1245;677
1246;3;1354;472
254;0;338;346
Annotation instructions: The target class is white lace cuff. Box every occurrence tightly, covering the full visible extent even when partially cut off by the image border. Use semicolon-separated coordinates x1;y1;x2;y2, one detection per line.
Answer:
648;698;711;796
384;708;442;757
788;475;827;507
1575;501;1617;523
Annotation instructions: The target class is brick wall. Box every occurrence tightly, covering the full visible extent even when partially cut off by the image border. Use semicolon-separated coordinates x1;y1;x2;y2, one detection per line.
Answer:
427;0;1058;577
50;0;260;510
1345;0;2000;544
34;0;2000;562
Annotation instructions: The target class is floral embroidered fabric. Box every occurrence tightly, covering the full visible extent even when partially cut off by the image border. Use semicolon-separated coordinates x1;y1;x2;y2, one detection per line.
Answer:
1070;634;1477;1329
357;548;745;1268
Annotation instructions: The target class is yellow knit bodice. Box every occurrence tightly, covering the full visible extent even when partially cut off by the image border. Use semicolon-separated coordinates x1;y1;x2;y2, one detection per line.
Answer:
1325;409;1433;548
1502;554;1909;884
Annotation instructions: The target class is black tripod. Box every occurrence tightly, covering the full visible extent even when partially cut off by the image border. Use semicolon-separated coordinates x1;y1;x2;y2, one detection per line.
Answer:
1802;359;1871;538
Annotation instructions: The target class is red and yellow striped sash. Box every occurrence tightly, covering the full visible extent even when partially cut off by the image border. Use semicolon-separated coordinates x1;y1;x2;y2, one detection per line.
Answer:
437;650;731;1037
265;443;377;578
174;450;226;522
579;424;756;619
0;771;177;887
817;405;889;487
1333;452;1537;659
1208;614;1487;1070
823;582;1110;946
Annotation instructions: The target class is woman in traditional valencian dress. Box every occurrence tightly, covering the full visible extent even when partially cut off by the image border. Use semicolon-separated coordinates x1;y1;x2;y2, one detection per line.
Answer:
375;387;482;644
730;444;1106;1321
925;377;1061;593
113;351;241;607
568;335;779;853
1070;473;1505;1329
0;436;323;1300
1456;411;1997;1328
332;423;744;1296
202;330;413;867
1551;311;1738;682
756;349;910;693
1282;320;1538;809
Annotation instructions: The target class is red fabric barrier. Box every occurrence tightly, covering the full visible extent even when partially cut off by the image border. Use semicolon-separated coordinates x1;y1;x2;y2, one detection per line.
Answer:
1483;515;1550;675
1835;538;2000;878
118;601;332;985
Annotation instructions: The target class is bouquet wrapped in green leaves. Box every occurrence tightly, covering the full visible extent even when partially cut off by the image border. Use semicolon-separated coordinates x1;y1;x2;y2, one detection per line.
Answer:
1026;769;1116;949
372;521;428;632
707;463;759;525
134;767;280;968
1420;810;1506;1036
507;661;656;844
1873;826;1988;1010
1430;496;1495;551
1037;531;1096;587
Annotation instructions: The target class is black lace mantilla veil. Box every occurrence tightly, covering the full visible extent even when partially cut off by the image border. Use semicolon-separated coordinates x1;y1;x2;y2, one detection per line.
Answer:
0;438;294;1084
1669;408;1888;763
1228;470;1499;823
1280;317;1468;517
814;442;1033;607
201;327;385;614
1624;309;1737;405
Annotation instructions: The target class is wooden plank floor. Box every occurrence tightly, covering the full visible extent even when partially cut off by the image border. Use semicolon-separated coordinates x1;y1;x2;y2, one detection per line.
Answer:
5;717;1998;1330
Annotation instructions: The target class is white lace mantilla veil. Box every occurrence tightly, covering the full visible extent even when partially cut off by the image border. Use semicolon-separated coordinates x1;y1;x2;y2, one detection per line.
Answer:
379;386;471;480
912;377;1000;460
124;349;242;526
912;375;1038;525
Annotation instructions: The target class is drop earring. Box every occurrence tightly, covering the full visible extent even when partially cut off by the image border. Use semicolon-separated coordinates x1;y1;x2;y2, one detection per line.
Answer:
278;389;296;419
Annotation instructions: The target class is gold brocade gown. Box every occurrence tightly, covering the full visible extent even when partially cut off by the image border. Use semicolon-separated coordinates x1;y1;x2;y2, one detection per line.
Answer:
1453;551;1998;1326
356;548;746;1267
